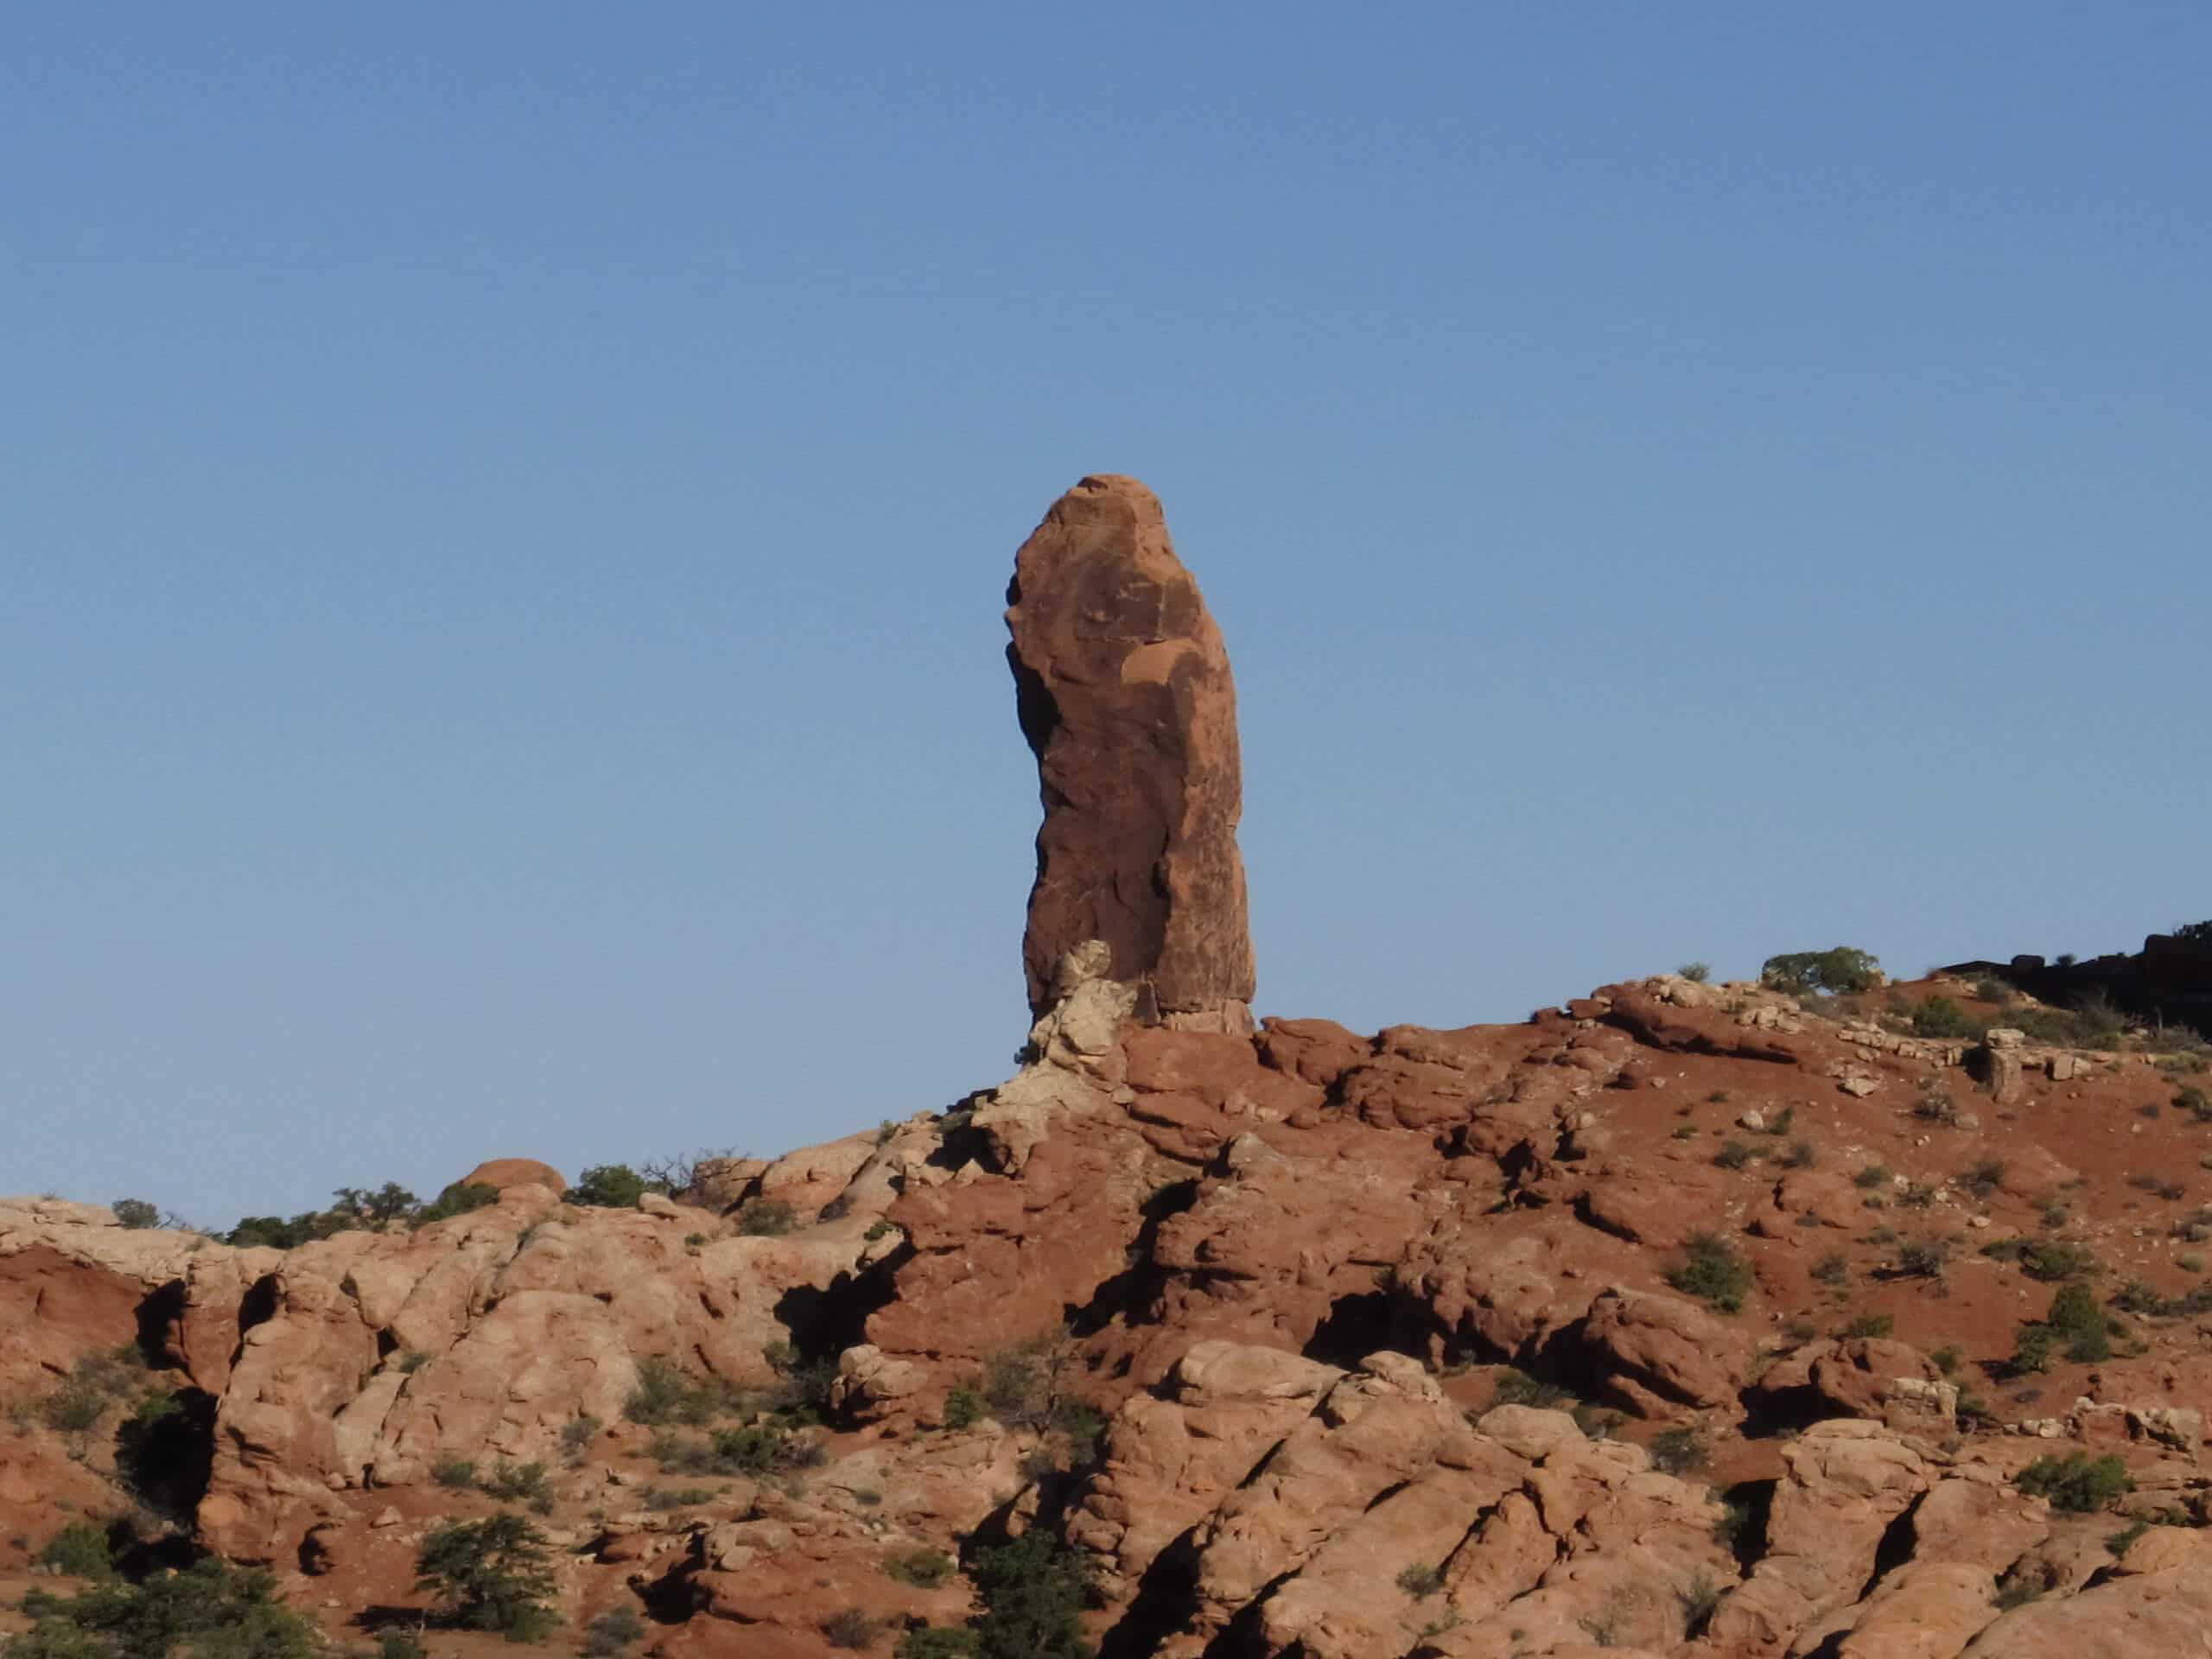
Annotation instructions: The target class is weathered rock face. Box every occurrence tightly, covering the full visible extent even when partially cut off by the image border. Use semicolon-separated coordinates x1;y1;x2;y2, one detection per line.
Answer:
1006;474;1255;1031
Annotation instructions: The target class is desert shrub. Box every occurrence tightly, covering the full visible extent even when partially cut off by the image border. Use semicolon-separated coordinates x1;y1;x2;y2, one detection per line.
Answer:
1813;1253;1850;1287
1713;1141;1758;1172
413;1181;499;1227
1843;1313;1893;1340
2048;1283;2113;1362
1906;997;1983;1040
10;1557;320;1659
482;1459;554;1513
433;1459;477;1490
1649;1427;1707;1475
1974;977;2015;1005
1783;1139;1818;1170
942;1387;984;1431
2172;1084;2212;1121
1491;1369;1573;1410
1761;948;1882;995
887;1548;956;1589
563;1166;652;1208
581;1607;645;1658
763;1343;841;1425
35;1522;115;1580
1677;1570;1724;1635
2129;1173;2186;1200
331;1183;423;1227
414;1513;559;1641
1678;963;1711;983
1955;1387;1998;1430
1669;1234;1752;1313
1761;1105;1796;1137
2106;1518;2151;1558
895;1630;979;1659
1395;1561;1445;1598
820;1609;880;1649
1912;1089;1960;1128
736;1198;797;1236
2019;1240;2097;1282
1897;1236;1953;1280
623;1358;742;1427
963;1529;1096;1659
1930;1344;1962;1376
110;1200;160;1231
1961;1160;2006;1198
560;1414;601;1460
2015;1452;2133;1513
1899;1183;1936;1209
2008;1323;2058;1376
41;1347;145;1434
1853;1165;1891;1190
1993;1573;2044;1610
375;1630;428;1659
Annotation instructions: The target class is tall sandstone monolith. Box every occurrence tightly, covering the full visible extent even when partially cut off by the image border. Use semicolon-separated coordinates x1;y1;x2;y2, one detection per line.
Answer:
1006;474;1255;1032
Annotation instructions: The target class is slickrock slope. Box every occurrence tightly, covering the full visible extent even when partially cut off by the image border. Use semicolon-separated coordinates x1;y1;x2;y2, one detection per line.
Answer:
1006;474;1255;1033
10;967;2212;1657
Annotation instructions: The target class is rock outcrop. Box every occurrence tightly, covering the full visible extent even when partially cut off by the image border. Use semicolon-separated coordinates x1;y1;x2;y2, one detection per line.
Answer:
1006;474;1255;1032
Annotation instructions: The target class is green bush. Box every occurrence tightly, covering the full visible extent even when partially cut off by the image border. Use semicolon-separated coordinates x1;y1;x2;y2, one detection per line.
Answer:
1713;1141;1758;1172
1906;996;1984;1039
736;1198;797;1236
1395;1561;1445;1598
41;1347;146;1434
35;1523;115;1580
1649;1427;1707;1475
896;1630;979;1659
820;1609;879;1650
2178;1086;2212;1122
1853;1165;1891;1190
1667;1233;1753;1313
2047;1283;2113;1362
886;1548;956;1589
1490;1369;1573;1410
942;1387;984;1431
2008;1323;2058;1376
1843;1313;1893;1340
1961;1160;2006;1198
2019;1240;2098;1282
433;1459;477;1490
563;1166;653;1208
623;1357;743;1427
482;1459;554;1513
2015;1452;2133;1513
1897;1236;1952;1280
110;1200;160;1231
1677;963;1711;983
1761;947;1882;995
413;1181;499;1228
10;1557;320;1659
965;1529;1095;1659
581;1607;645;1658
414;1513;559;1642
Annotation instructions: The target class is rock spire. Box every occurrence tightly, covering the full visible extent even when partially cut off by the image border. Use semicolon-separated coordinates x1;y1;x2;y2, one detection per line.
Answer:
1005;474;1255;1032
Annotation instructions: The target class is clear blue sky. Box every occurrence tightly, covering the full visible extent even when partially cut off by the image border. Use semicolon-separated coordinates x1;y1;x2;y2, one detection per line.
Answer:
6;4;2207;1227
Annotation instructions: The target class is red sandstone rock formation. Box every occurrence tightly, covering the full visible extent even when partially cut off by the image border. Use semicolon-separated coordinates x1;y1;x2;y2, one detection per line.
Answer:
1006;474;1255;1032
